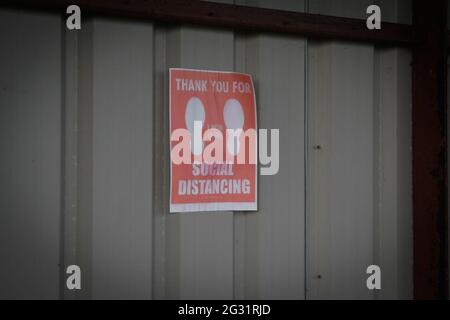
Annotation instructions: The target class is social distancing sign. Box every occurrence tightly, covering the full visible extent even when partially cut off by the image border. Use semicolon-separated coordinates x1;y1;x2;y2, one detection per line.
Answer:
169;68;257;213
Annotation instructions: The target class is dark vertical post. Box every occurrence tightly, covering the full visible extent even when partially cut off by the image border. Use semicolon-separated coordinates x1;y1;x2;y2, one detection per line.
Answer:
412;0;448;299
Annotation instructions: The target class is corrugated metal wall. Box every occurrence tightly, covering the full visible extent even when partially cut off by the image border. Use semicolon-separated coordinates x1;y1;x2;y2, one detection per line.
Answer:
0;0;413;299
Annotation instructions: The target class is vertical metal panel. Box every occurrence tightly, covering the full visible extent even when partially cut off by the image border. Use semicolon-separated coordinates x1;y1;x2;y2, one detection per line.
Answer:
245;34;306;299
0;10;62;299
152;26;170;300
89;18;154;299
308;41;375;299
233;0;306;300
164;25;235;300
374;48;413;299
62;27;79;300
76;19;94;299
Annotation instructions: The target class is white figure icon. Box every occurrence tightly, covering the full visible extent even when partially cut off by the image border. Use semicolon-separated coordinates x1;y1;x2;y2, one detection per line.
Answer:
185;96;205;156
223;98;245;156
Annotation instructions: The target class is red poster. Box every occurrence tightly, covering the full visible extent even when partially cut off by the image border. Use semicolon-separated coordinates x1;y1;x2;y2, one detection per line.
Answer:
169;68;257;213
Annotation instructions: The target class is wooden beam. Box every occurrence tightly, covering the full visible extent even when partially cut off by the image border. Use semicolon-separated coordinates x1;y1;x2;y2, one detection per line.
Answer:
0;0;415;46
412;0;448;300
